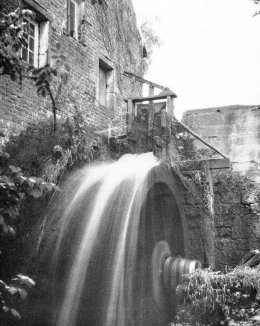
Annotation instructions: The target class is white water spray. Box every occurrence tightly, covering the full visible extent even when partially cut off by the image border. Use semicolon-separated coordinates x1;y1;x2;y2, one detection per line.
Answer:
50;153;159;326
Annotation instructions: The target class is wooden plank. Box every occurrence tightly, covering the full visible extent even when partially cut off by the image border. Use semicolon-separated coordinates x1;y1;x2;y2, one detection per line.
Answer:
124;92;177;103
178;158;231;171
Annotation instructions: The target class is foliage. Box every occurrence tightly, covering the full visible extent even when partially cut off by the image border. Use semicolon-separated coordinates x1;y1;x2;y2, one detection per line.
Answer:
0;5;34;82
173;266;260;326
0;147;58;242
0;5;71;131
0;274;35;325
0;145;55;323
29;42;71;131
140;21;161;68
172;119;217;161
5;112;104;184
251;0;260;16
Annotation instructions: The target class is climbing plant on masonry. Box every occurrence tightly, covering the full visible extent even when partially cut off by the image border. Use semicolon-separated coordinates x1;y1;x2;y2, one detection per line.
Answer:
0;5;71;131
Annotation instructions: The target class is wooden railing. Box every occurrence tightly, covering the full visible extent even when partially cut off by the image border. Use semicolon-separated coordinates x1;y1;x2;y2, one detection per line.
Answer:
123;71;177;131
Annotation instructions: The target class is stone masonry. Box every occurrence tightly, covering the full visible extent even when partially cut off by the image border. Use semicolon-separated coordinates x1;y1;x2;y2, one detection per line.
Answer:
182;105;260;182
0;0;146;142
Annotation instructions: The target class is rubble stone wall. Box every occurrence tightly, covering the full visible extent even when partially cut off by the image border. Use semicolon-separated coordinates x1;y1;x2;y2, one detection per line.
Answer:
213;171;260;270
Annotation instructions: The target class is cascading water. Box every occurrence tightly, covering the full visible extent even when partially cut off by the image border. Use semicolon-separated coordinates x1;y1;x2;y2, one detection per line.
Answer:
36;152;188;326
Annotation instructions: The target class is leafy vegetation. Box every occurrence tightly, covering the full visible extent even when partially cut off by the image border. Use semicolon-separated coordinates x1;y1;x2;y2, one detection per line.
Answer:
5;112;105;184
251;0;260;16
0;274;35;325
140;20;161;70
0;142;59;323
0;145;58;238
0;4;33;82
0;5;71;131
0;5;84;322
172;266;260;326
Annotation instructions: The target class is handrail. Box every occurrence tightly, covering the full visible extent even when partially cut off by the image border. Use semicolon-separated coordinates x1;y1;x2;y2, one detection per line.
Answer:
174;119;227;159
123;71;166;90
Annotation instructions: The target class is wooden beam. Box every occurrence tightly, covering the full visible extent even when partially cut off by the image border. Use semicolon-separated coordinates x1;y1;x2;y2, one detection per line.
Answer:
178;158;231;171
123;71;166;90
124;92;177;103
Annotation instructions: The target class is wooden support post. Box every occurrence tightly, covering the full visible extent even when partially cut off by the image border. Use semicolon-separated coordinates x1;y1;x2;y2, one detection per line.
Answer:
107;123;112;144
204;161;214;214
127;99;134;131
161;108;167;128
166;95;174;121
133;102;137;116
148;85;155;130
202;160;216;269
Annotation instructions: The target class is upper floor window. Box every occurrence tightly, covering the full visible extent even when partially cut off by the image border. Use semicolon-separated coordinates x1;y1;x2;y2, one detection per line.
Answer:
66;0;86;40
21;18;39;66
21;1;50;68
98;58;114;110
67;0;86;40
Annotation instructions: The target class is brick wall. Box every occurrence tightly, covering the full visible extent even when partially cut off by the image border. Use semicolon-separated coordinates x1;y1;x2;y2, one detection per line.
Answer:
0;0;145;142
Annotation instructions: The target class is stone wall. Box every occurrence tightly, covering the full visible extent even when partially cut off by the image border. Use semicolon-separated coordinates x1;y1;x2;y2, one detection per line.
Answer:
178;179;213;268
181;106;260;269
213;171;260;270
182;105;260;182
177;169;260;271
0;0;145;142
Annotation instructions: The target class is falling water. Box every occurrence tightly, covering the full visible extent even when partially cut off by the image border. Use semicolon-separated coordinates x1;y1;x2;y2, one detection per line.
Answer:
40;152;177;326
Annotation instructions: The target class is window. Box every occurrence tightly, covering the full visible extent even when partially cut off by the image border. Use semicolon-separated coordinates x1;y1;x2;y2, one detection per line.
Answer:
67;0;85;40
21;18;39;66
21;1;50;68
98;58;114;110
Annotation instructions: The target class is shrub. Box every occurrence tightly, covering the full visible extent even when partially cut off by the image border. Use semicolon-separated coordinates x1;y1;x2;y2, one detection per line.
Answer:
173;266;260;326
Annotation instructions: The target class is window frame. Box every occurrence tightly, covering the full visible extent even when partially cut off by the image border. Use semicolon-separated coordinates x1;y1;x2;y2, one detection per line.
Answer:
97;57;115;111
21;0;52;68
21;18;39;67
67;0;79;39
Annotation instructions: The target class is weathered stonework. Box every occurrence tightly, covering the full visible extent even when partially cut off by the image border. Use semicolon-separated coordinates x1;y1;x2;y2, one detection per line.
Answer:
0;0;145;142
181;106;260;269
213;171;260;270
182;105;260;182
